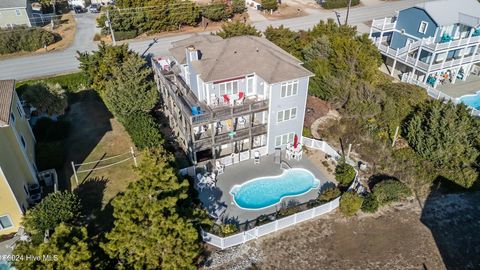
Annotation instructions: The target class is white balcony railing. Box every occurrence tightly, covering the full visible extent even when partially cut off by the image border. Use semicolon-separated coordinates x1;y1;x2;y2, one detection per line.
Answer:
371;17;396;32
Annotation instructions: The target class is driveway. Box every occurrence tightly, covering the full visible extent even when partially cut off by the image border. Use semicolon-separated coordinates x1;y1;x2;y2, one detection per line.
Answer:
0;0;428;80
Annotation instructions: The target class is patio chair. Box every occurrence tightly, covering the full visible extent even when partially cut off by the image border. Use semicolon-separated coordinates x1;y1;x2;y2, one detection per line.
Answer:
254;151;260;164
237;91;245;104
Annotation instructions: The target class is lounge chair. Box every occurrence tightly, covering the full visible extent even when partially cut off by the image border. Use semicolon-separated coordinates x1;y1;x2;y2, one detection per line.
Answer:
254;151;260;164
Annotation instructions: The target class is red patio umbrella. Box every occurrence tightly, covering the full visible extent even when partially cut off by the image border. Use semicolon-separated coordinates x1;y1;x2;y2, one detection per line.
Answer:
293;134;298;149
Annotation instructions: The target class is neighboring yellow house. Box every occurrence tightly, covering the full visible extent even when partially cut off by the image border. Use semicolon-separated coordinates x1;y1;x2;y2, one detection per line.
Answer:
0;80;38;236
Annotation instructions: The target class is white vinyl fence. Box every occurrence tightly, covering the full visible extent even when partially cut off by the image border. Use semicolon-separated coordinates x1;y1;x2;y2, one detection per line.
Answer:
201;197;340;249
179;146;268;177
301;136;341;160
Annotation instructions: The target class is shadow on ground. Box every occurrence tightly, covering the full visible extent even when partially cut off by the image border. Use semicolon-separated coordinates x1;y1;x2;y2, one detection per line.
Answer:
60;90;113;190
420;179;480;269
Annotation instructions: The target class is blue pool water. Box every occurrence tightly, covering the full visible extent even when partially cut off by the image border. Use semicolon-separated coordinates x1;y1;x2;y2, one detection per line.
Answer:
0;261;11;270
459;91;480;110
230;168;320;210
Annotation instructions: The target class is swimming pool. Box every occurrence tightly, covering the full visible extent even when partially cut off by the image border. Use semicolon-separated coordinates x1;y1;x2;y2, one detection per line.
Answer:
230;168;320;210
459;91;480;110
0;260;11;270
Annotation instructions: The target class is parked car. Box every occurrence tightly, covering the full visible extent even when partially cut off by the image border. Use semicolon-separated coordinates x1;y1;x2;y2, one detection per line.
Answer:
73;5;86;13
89;4;100;13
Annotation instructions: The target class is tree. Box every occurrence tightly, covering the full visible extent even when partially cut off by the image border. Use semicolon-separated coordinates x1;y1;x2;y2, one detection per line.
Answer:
232;0;246;14
334;159;356;186
22;83;68;116
361;193;379;213
404;101;480;171
201;2;232;21
261;0;278;11
77;43;132;95
22;191;81;244
12;224;92;270
101;147;207;269
216;21;261;38
264;25;304;58
103;54;158;119
339;191;363;217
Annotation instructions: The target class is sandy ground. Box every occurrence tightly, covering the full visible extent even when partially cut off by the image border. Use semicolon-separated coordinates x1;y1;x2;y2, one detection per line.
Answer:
261;4;308;20
204;191;480;270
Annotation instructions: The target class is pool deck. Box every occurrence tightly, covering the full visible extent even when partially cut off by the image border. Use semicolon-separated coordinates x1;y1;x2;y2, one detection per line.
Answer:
197;152;334;224
437;74;480;98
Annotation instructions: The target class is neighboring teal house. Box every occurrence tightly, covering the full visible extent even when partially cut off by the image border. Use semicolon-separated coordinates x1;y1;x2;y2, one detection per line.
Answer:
369;0;480;89
0;0;33;28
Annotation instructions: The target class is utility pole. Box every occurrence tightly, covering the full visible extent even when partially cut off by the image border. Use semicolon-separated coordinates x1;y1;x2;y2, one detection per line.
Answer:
334;11;341;26
106;9;116;45
345;0;352;25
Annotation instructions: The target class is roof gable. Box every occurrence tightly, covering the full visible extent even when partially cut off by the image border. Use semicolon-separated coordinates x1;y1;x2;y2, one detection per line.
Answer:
170;35;314;84
0;80;15;126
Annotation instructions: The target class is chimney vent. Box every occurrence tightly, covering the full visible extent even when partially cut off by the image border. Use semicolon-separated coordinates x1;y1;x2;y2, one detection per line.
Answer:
256;48;259;52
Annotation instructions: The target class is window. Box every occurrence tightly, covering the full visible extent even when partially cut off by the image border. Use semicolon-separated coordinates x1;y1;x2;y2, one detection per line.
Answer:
15;9;21;16
24;184;29;196
246;75;254;94
20;135;26;148
10;113;15;123
277;108;297;123
418;21;428;34
16;104;23;118
219;81;239;95
281;80;298;98
0;215;13;230
275;133;294;147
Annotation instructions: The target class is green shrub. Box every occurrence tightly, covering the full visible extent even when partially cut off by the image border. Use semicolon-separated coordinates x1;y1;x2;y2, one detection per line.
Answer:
35;141;65;170
17;72;88;93
335;159;356;186
0;27;59;54
122;112;163;150
220;224;238;236
318;186;341;202
302;127;313;138
361;193;379;213
33;118;70;143
321;0;360;9
232;0;246;13
22;82;68;116
373;180;412;205
339;191;363;217
278;204;303;217
115;30;138;41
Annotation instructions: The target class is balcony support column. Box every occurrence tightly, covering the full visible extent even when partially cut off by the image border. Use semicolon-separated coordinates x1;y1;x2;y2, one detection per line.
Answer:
390;48;399;76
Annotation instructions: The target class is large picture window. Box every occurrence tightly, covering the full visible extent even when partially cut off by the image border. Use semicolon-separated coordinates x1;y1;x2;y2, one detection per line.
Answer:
219;81;239;95
281;80;298;98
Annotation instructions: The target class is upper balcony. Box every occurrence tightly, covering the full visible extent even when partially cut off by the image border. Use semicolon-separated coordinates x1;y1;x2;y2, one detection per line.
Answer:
371;17;397;32
152;59;269;127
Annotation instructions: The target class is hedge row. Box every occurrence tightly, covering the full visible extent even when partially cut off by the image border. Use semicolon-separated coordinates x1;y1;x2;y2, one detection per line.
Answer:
0;27;59;55
321;0;360;9
122;111;163;150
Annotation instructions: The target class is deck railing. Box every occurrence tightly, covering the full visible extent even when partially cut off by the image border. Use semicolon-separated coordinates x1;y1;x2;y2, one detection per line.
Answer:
201;197;340;249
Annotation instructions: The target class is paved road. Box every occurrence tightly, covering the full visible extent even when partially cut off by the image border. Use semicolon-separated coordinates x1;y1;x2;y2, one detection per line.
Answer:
0;0;423;80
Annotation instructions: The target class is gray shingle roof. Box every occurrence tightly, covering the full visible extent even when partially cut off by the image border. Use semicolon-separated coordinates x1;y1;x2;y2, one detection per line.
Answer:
0;80;15;126
0;0;27;9
170;35;314;84
415;0;480;27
